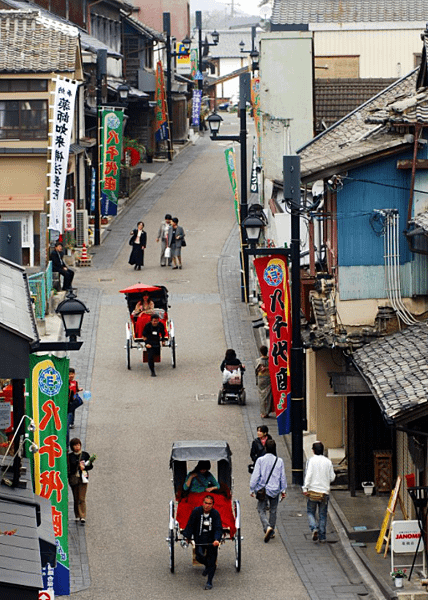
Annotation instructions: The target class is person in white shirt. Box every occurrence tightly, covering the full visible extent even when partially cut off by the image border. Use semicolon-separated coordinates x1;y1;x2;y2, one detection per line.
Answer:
156;214;172;266
302;441;335;543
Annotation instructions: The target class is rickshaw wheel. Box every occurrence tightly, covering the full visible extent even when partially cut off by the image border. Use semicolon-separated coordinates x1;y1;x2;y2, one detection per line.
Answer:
235;527;241;572
217;390;223;405
126;338;131;370
171;337;176;368
239;390;246;406
169;528;175;573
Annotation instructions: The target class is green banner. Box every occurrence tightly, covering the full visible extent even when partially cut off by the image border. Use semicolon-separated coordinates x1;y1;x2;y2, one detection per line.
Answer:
100;107;124;216
190;49;198;80
26;354;70;595
224;147;240;223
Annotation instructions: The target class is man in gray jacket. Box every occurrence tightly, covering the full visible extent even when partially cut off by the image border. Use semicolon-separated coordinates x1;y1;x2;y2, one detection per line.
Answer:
167;217;185;270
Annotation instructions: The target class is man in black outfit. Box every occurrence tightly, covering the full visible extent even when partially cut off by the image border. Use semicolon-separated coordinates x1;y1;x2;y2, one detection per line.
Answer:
182;495;223;590
50;241;74;290
141;314;166;377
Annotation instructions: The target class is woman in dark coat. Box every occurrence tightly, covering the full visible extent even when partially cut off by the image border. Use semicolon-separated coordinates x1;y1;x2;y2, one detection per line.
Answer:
250;425;272;466
129;221;147;270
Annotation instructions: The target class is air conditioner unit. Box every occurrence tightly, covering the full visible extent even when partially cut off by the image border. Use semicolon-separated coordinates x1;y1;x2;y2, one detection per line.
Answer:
76;209;89;247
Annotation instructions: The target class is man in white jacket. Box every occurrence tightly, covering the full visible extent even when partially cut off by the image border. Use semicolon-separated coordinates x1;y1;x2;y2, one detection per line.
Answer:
302;441;335;543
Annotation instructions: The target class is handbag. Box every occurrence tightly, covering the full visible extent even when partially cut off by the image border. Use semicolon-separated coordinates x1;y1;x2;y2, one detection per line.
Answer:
181;239;186;247
248;463;254;474
255;457;278;501
164;247;171;258
307;490;325;502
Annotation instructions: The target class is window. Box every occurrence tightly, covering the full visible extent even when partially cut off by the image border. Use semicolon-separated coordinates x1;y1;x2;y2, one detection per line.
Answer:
0;79;47;92
0;100;48;139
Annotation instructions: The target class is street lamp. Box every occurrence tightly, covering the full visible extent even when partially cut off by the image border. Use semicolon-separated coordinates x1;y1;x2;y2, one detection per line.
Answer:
56;290;89;343
117;83;130;102
207;76;250;302
195;11;220;93
30;290;89;352
239;26;259;74
163;12;192;161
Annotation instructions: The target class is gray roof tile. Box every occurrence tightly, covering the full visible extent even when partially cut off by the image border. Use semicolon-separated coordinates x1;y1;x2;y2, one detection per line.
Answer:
272;0;428;25
353;321;428;421
0;257;38;342
0;9;79;72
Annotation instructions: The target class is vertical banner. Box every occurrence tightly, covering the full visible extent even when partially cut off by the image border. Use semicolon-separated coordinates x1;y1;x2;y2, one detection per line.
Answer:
26;355;70;596
254;256;292;435
99;108;124;216
190;49;198;80
251;77;261;157
63;199;75;232
191;89;203;127
90;166;96;213
250;140;258;193
224;147;240;224
48;77;78;232
155;61;169;142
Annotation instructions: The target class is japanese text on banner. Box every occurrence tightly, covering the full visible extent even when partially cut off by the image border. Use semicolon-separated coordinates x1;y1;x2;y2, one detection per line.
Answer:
254;256;292;435
26;355;70;596
48;78;78;232
99;108;124;216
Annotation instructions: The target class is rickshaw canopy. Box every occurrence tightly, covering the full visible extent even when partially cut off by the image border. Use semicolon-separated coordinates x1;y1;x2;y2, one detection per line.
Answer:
170;441;232;466
119;284;163;294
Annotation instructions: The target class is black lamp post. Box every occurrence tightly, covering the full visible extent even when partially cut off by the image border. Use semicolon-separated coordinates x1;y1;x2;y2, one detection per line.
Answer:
241;156;304;486
163;12;192;161
239;26;259;74
30;290;89;352
207;80;249;301
195;11;219;93
117;83;130;103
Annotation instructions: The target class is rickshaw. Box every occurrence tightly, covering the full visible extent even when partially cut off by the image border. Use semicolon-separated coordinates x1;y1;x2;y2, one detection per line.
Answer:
167;440;242;574
119;284;176;370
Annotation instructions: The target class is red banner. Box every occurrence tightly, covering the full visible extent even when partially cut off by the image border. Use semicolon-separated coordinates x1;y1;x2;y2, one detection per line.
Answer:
254;255;291;434
155;61;169;141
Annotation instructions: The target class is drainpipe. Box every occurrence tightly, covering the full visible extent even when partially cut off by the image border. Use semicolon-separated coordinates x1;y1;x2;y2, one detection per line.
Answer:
407;124;421;224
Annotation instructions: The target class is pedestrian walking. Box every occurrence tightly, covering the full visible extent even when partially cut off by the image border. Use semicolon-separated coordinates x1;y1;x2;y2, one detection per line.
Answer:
302;440;336;543
68;438;95;525
68;367;83;431
250;439;287;542
255;345;273;418
141;313;166;377
128;221;147;270
50;241;74;290
182;495;222;590
248;425;272;473
156;213;172;266
167;217;185;269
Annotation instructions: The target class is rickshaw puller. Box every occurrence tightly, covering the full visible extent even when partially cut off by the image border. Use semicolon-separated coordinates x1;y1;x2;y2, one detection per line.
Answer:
182;495;222;590
142;314;166;377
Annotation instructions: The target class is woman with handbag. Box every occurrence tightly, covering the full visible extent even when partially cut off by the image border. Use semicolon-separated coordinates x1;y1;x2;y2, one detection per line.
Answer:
167;217;185;270
128;221;147;270
68;438;95;524
250;440;287;542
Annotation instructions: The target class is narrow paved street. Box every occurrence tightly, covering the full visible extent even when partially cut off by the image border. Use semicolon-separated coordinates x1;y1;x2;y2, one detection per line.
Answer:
65;117;310;599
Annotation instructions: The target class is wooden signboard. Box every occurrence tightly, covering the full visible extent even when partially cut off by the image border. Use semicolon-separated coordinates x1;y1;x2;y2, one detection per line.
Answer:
376;476;406;556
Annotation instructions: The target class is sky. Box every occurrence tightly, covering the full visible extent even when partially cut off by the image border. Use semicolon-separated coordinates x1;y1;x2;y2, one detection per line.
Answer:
189;0;270;19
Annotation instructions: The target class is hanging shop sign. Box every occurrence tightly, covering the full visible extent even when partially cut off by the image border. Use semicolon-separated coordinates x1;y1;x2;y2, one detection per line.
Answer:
26;355;70;596
99;108;124;216
191;89;203;127
254;255;292;435
155;61;169;142
48;77;78;233
224;147;240;224
63;199;75;232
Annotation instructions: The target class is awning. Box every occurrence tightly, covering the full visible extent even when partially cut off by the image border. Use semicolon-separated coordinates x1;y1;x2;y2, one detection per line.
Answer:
0;195;44;211
352;321;428;423
108;80;149;99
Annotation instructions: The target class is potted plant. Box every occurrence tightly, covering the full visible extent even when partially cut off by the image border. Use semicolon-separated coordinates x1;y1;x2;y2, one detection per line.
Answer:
391;569;407;588
123;137;145;166
146;147;154;163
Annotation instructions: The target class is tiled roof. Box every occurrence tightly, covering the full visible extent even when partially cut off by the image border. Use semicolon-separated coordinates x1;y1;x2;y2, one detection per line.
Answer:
314;78;398;132
352;321;428;422
0;9;79;72
126;13;164;42
366;89;428;124
0;257;38;342
298;70;418;181
271;0;428;25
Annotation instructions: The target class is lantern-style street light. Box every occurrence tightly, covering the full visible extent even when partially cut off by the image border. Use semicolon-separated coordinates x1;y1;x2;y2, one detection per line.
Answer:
239;26;259;74
195;11;219;92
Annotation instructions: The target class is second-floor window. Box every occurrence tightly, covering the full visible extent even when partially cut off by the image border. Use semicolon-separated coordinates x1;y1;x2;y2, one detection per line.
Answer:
0;100;48;140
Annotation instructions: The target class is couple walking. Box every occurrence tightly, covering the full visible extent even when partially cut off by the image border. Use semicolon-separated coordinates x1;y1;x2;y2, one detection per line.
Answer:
156;214;185;269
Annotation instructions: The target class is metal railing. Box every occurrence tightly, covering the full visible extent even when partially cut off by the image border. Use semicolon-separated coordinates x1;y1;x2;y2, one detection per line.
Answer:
28;262;53;319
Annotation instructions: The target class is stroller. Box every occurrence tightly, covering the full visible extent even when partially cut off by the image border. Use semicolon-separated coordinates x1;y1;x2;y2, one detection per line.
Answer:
218;365;246;405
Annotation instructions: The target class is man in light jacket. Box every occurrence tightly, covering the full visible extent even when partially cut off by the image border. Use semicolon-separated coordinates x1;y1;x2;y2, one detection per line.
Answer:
156;213;172;266
250;439;287;542
302;440;336;543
